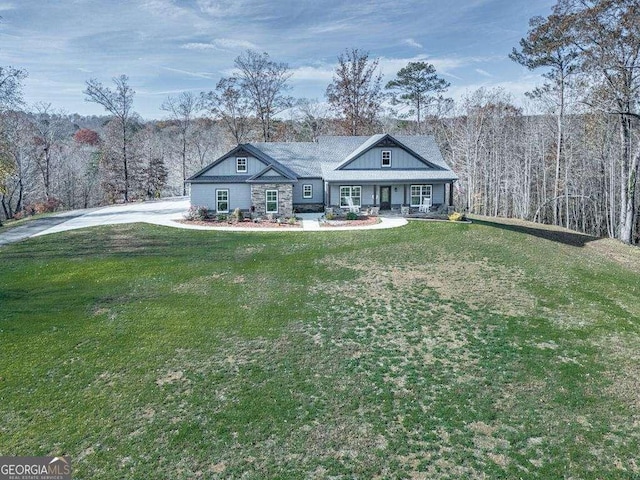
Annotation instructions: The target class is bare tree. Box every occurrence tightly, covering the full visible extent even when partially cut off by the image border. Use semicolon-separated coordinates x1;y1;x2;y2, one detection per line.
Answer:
0;65;26;224
201;77;253;144
557;0;640;244
0;66;27;111
84;75;135;202
161;92;198;195
326;48;384;135
31;103;69;199
511;11;579;227
293;98;331;141
234;50;293;141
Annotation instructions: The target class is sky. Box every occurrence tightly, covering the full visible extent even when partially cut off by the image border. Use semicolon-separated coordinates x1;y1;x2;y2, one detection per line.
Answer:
0;0;556;120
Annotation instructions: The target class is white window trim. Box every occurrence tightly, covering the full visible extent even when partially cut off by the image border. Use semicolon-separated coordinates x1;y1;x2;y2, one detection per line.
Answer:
236;157;247;173
266;189;278;214
340;185;362;208
381;150;392;168
410;184;432;207
216;189;229;213
302;184;313;199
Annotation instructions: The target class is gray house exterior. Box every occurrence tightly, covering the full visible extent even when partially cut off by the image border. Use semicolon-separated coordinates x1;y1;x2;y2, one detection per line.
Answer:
186;134;458;216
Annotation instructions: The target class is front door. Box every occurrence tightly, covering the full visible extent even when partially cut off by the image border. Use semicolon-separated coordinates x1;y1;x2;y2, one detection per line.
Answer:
380;186;391;210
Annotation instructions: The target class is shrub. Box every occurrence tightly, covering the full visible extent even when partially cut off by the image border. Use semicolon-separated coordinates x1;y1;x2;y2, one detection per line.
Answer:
288;216;297;225
325;212;335;220
448;212;463;222
184;205;209;221
217;213;228;222
232;208;243;221
346;211;358;220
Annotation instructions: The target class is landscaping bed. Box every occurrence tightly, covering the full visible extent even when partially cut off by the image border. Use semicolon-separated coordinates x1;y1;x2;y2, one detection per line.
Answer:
320;213;380;227
182;206;301;228
181;217;302;228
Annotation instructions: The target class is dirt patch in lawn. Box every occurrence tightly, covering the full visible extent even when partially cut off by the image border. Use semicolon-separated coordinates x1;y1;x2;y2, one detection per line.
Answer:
318;256;534;317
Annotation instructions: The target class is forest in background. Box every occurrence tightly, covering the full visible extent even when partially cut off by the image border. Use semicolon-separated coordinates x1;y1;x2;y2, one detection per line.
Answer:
1;0;638;244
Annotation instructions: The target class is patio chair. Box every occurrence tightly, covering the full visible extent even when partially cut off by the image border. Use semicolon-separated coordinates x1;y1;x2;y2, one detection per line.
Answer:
346;197;360;214
418;197;431;213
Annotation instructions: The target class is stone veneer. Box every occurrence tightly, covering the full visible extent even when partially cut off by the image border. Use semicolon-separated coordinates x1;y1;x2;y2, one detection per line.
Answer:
250;183;293;217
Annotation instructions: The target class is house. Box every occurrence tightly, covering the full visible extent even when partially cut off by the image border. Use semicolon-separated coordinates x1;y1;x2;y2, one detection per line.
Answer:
186;134;458;216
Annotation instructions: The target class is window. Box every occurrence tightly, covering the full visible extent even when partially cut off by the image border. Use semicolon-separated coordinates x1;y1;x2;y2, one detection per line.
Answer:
381;150;391;167
302;184;313;199
216;189;229;212
236;157;247;173
266;189;278;213
340;186;362;207
410;184;432;207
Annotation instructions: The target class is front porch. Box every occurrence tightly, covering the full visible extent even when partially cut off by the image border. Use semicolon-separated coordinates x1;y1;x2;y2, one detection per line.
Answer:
325;182;455;212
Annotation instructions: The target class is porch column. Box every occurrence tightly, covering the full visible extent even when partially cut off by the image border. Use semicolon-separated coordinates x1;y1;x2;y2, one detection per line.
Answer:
449;182;454;207
373;185;377;206
403;185;407;206
327;183;331;207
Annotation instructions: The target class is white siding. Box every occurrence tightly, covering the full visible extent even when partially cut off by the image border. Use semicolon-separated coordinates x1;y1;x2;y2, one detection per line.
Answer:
190;183;252;211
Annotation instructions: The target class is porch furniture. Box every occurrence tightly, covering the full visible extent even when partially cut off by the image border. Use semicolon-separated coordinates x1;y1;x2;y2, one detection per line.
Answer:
345;197;360;214
418;198;431;213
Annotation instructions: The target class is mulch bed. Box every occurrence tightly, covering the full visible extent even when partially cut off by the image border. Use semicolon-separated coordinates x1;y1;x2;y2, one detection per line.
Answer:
179;218;302;228
321;215;380;227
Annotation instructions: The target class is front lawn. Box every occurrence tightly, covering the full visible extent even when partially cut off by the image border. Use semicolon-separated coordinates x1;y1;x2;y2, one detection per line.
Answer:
1;220;639;478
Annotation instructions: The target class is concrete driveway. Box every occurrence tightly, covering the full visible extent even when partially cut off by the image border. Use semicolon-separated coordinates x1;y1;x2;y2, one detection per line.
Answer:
0;198;190;246
0;196;408;246
32;197;191;237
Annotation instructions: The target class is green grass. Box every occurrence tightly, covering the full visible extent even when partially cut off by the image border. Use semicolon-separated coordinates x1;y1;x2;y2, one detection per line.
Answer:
1;220;640;479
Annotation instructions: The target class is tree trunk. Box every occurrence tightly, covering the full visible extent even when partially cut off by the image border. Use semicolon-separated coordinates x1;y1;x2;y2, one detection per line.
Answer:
122;119;129;202
620;137;639;244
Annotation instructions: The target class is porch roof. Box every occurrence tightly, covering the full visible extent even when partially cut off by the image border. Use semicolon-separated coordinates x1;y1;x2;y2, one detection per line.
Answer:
322;169;458;183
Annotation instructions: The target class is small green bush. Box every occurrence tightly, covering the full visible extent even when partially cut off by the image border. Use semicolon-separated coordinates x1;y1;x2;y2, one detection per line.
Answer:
217;214;228;222
325;212;335;220
232;208;243;221
346;212;358;220
288;216;297;225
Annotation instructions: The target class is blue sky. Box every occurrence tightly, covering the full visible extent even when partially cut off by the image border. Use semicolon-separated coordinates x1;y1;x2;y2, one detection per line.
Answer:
0;0;555;120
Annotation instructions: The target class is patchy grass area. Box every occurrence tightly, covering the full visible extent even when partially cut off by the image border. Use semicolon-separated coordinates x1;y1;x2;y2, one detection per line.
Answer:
1;219;639;478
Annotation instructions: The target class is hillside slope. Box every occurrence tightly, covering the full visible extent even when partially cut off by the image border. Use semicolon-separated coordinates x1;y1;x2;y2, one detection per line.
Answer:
1;219;639;478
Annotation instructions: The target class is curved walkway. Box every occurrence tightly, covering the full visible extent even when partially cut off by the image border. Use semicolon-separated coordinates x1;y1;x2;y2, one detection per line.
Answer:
0;198;407;245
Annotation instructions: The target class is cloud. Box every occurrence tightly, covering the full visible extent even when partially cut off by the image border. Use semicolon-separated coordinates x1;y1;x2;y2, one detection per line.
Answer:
182;38;258;51
211;38;258;50
182;42;217;51
140;0;187;18
403;38;423;49
475;68;493;78
161;66;214;79
290;65;335;82
196;0;245;17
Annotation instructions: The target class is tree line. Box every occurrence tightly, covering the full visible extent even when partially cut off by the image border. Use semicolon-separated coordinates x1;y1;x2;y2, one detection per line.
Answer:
0;0;638;244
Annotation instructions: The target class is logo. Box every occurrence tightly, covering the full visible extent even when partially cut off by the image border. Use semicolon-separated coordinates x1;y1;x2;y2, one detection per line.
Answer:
0;456;71;480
